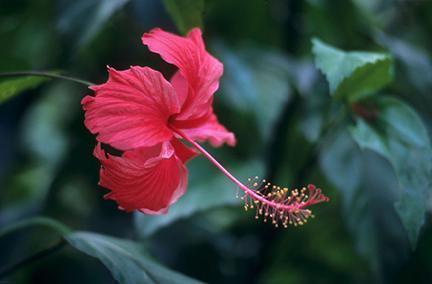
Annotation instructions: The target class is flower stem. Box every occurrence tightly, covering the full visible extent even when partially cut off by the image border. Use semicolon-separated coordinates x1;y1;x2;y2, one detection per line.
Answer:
173;129;295;209
0;71;93;87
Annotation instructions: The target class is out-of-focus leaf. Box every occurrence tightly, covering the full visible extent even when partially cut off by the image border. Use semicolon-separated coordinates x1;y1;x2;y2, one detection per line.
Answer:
375;32;432;149
134;158;263;238
350;97;432;247
57;0;129;47
320;130;363;191
213;44;292;140
378;33;432;93
0;165;56;225
0;216;71;238
312;38;393;102
0;216;200;283
66;231;203;284
0;76;49;104
21;85;75;162
320;128;410;271
162;0;204;34
0;83;77;225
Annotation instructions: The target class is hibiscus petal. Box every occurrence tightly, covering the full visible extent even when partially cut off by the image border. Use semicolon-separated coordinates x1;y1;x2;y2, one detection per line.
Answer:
93;142;187;214
142;28;223;121
82;66;180;151
180;112;236;147
170;138;198;163
170;71;188;108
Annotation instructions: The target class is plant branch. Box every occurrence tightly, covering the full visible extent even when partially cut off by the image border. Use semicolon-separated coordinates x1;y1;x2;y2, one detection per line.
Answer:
0;71;94;87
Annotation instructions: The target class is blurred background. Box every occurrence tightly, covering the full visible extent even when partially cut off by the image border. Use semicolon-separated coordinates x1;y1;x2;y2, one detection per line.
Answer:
1;0;432;283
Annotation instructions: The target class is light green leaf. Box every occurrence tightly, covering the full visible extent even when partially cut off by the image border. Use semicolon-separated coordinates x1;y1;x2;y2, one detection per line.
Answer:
0;76;49;103
135;158;263;237
312;38;393;101
162;0;204;34
66;232;203;284
350;97;432;247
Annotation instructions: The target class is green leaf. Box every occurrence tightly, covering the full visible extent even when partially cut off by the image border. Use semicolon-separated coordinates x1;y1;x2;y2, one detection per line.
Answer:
162;0;204;35
0;76;49;103
320;130;363;191
0;216;201;283
66;232;203;284
0;216;71;238
350;97;432;247
312;38;393;102
320;129;410;270
135;158;263;237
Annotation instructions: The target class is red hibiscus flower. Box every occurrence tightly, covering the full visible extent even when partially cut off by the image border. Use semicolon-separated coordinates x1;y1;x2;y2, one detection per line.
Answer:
82;27;328;226
82;28;235;214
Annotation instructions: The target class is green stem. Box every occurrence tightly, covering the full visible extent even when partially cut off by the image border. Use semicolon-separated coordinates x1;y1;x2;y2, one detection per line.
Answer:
0;71;94;87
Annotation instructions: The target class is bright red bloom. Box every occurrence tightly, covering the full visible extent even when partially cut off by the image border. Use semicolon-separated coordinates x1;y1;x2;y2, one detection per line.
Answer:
82;28;235;213
82;27;329;223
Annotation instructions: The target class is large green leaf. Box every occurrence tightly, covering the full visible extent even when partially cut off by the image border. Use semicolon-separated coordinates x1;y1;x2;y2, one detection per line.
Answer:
0;216;202;283
0;216;71;238
350;97;432;247
312;38;393;102
135;158;263;237
320;129;410;271
0;76;49;104
66;232;203;284
162;0;204;34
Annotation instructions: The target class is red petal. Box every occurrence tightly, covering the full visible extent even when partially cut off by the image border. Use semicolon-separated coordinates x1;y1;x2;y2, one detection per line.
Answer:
170;71;188;108
142;28;223;121
180;112;236;147
170;138;198;163
82;66;180;151
93;142;187;214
